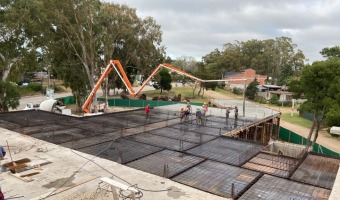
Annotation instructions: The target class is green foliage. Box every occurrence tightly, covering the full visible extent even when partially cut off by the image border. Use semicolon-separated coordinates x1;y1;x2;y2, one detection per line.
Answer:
278;64;294;85
254;96;266;104
326;106;340;127
27;83;42;92
232;87;243;95
245;78;258;100
159;69;172;93
320;46;340;59
269;94;279;104
0;81;20;112
276;101;292;107
205;82;218;91
202;37;305;82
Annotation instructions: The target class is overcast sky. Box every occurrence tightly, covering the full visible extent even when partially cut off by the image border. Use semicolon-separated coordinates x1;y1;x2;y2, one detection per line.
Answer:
107;0;340;63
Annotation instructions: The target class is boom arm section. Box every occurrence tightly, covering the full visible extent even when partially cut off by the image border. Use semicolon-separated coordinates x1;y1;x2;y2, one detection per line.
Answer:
135;63;204;96
82;60;135;113
83;60;208;113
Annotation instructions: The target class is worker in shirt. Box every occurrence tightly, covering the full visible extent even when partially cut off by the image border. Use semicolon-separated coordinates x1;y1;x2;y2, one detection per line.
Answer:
203;103;208;118
184;107;190;122
195;108;202;125
234;106;238;120
179;107;184;123
0;145;6;159
186;102;192;114
145;104;150;120
226;107;231;121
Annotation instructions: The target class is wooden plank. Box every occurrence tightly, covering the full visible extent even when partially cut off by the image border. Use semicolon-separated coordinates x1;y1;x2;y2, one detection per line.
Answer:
100;177;138;193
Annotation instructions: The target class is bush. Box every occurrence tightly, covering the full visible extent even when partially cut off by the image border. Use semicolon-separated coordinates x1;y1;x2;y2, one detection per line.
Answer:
269;94;279;105
232;87;243;95
27;82;43;92
205;82;218;91
326;108;340;127
276;101;292;107
254;96;267;104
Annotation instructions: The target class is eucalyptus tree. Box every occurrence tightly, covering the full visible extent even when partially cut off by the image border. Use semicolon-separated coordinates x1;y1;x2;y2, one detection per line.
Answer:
290;59;340;148
41;0;164;110
202;37;305;83
0;0;43;111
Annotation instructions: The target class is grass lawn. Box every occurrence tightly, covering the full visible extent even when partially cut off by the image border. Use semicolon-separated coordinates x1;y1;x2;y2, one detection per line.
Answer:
214;87;240;99
143;87;211;103
281;113;313;128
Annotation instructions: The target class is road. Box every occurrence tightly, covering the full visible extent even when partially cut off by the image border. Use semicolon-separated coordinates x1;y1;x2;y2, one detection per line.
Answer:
14;85;155;110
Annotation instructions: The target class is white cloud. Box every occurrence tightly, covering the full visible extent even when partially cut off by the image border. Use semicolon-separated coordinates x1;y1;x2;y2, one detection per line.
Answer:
104;0;340;62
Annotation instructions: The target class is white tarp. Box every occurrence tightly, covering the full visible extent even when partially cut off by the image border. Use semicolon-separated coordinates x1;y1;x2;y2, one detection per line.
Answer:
330;126;340;136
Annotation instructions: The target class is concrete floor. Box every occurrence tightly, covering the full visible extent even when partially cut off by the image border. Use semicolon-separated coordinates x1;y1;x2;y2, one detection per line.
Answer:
0;103;339;200
0;128;226;200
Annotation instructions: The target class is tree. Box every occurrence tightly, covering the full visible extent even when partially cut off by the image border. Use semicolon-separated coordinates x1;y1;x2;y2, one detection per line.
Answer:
172;56;197;74
41;1;164;111
0;81;20;112
290;59;340;148
202;37;305;82
320;46;340;59
0;0;43;111
158;69;172;94
245;78;259;100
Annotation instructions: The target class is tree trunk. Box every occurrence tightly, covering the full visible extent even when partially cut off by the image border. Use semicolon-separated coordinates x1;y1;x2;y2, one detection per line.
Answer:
311;120;321;148
192;83;197;98
305;120;315;149
197;84;202;96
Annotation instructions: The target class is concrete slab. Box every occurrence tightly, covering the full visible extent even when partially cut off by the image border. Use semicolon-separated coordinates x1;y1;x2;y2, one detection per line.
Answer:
0;128;226;200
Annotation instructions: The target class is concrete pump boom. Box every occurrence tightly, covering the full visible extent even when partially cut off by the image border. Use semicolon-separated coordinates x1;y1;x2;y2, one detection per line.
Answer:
82;60;224;113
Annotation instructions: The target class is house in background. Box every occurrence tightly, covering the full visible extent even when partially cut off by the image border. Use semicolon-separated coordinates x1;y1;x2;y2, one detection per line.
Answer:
224;69;267;89
257;85;293;101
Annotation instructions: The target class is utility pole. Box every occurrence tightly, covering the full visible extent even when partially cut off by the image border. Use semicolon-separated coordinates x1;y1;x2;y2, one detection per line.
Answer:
243;79;246;117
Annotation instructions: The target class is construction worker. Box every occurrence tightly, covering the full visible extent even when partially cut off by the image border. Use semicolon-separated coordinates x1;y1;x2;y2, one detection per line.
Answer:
184;107;190;123
234;106;238;120
186;102;192;114
179;107;185;123
195;108;202;125
203;102;208;113
0;145;5;159
226;107;230;121
145;104;150;120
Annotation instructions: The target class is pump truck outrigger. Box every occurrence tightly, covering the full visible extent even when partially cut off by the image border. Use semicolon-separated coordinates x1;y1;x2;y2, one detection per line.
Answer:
82;60;224;113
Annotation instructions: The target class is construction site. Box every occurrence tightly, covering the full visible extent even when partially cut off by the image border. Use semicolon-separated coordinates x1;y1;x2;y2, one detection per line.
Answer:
0;100;340;200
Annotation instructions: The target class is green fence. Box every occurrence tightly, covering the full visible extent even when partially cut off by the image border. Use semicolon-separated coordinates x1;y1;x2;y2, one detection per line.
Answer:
96;98;203;107
58;96;76;105
58;96;205;107
279;127;340;157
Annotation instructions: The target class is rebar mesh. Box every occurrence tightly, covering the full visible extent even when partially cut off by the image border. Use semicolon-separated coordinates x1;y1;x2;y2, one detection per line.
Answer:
186;137;263;166
127;149;204;177
147;127;216;144
291;154;340;189
172;160;261;198
126;133;198;151
242;153;299;178
239;174;331;199
77;138;163;164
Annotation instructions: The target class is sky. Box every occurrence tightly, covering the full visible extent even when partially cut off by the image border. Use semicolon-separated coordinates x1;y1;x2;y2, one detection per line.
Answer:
107;0;340;63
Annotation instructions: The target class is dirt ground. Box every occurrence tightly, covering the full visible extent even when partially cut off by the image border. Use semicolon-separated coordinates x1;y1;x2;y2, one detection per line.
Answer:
205;89;340;154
